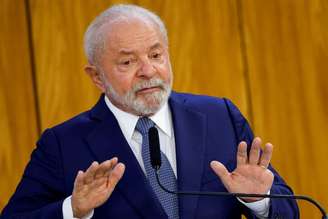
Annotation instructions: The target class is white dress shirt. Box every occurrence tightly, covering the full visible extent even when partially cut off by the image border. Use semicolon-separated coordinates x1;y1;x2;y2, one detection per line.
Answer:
62;96;270;218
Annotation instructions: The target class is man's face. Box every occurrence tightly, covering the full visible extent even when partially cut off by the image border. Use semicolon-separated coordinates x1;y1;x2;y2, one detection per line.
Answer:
95;19;172;116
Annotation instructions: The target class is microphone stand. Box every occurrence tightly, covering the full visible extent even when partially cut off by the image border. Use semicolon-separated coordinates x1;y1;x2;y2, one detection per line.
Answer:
155;170;328;219
148;126;327;218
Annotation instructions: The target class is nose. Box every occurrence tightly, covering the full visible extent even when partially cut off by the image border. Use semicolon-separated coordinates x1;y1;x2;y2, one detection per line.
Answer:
137;59;156;78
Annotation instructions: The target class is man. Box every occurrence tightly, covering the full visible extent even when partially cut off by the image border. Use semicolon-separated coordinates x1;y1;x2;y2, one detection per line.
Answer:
1;4;299;219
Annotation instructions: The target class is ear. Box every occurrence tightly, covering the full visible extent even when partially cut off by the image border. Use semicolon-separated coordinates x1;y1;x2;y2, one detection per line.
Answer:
85;65;106;92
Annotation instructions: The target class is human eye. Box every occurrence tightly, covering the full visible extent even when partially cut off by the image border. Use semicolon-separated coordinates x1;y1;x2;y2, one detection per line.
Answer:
119;59;131;66
118;57;136;66
150;50;162;60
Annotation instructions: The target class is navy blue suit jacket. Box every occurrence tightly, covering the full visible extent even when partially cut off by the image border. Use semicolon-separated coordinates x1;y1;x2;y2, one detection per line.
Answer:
1;92;299;218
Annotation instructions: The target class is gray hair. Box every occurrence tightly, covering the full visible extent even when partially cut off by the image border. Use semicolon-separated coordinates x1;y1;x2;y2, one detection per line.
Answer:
84;4;168;65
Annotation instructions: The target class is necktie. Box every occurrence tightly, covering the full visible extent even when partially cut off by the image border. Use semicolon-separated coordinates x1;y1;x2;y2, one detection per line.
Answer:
135;117;179;219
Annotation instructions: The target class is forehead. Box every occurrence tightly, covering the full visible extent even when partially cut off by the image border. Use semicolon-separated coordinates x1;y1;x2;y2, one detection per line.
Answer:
104;19;165;53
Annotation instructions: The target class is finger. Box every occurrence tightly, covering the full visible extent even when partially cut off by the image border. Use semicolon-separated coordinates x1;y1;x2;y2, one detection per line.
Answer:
84;161;99;184
210;161;231;186
95;158;118;179
107;162;125;189
92;175;110;189
237;141;248;166
259;143;273;168
74;170;85;191
249;137;261;165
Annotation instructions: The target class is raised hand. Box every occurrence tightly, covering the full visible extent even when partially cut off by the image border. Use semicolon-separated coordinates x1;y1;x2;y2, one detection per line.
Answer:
71;157;125;218
210;137;274;202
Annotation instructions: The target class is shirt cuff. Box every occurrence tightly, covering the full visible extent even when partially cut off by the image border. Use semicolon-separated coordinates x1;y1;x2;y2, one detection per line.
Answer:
237;190;270;218
62;196;94;219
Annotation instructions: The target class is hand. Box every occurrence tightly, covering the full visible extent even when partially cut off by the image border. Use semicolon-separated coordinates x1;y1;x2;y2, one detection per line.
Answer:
71;157;125;218
210;137;274;202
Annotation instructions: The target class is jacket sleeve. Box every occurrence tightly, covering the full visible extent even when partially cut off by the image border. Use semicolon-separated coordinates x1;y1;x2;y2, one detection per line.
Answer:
1;129;66;219
224;98;300;219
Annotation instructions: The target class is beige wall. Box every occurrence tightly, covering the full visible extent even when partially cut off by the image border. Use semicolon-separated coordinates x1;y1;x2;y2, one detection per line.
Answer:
1;0;327;217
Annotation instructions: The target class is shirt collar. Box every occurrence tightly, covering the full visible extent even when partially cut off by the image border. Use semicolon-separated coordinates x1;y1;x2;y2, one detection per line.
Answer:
104;95;172;141
149;100;172;138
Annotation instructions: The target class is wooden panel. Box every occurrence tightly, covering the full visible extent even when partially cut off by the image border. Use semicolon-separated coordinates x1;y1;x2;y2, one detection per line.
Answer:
0;0;39;211
29;0;103;129
29;0;249;129
242;0;328;217
144;0;249;116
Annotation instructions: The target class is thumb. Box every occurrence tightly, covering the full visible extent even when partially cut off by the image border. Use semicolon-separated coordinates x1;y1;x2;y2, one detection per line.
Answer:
210;160;231;184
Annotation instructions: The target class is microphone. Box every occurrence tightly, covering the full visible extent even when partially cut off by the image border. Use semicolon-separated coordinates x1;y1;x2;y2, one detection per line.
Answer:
149;127;161;170
148;127;328;219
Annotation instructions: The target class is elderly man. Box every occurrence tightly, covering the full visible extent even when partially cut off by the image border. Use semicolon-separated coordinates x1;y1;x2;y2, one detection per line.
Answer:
1;4;299;219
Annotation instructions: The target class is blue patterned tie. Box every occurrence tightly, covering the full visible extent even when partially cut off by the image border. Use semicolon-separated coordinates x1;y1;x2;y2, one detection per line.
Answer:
136;117;179;219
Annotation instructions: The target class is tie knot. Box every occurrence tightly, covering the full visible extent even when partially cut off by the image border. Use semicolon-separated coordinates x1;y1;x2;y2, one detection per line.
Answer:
135;117;155;135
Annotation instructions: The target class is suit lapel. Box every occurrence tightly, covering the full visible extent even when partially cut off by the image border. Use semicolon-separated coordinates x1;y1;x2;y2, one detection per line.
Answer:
169;93;207;219
85;96;167;218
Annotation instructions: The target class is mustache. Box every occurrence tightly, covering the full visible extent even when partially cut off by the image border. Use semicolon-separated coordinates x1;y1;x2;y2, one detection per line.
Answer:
132;78;166;92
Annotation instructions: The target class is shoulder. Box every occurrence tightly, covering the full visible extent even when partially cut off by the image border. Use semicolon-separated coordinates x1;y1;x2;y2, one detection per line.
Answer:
170;91;239;114
52;110;94;131
170;91;252;141
41;95;108;141
37;110;95;144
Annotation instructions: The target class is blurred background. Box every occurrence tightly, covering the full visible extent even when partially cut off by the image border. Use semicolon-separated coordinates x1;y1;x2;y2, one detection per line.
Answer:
1;0;327;217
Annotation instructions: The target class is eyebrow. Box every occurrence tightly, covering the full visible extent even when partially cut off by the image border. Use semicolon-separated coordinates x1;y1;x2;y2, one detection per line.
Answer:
118;49;134;55
149;42;162;50
118;42;163;55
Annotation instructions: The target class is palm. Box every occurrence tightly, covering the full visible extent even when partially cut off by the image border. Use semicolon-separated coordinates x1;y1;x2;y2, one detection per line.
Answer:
73;174;113;210
211;137;274;202
228;164;273;195
72;158;125;218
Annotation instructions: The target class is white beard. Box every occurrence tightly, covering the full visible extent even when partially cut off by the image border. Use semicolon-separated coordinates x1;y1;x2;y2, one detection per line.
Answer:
103;77;172;116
